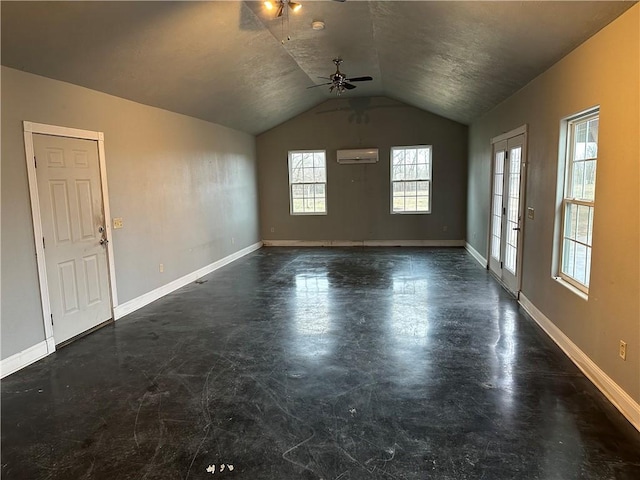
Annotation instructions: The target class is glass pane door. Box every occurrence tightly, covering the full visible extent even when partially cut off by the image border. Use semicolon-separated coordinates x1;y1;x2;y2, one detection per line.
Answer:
504;146;522;274
491;150;505;261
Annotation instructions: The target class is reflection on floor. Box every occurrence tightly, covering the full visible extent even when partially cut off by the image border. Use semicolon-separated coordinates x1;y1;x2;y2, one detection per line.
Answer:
2;248;639;479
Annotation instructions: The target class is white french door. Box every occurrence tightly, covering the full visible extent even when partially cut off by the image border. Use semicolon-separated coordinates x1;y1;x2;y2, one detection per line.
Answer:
489;129;527;294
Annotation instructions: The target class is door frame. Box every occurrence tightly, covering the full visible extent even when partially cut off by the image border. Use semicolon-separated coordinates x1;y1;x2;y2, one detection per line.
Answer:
23;121;119;354
486;124;528;296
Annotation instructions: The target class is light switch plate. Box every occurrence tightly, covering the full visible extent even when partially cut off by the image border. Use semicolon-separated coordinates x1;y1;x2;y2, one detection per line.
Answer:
113;217;124;229
527;207;535;220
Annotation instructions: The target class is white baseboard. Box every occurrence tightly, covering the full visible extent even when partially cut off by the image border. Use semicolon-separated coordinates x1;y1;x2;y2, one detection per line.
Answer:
519;293;640;432
262;240;465;247
465;242;487;268
113;241;262;320
1;242;262;378
1;340;49;379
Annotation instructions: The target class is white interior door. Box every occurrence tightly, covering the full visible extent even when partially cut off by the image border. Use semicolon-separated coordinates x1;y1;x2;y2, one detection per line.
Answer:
489;132;527;294
34;134;112;344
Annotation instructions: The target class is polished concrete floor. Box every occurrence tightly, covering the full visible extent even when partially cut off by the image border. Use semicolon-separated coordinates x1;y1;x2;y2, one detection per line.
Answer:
2;247;640;480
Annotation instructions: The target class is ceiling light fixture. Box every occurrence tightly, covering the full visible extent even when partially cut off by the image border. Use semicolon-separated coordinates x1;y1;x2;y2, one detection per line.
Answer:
264;0;302;19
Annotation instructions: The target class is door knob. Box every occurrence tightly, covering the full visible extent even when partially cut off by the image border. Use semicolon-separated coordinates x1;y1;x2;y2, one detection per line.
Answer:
100;238;109;245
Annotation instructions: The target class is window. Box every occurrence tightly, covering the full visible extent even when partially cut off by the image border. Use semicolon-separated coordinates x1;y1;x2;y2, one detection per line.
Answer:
391;146;432;213
288;150;327;215
559;110;599;292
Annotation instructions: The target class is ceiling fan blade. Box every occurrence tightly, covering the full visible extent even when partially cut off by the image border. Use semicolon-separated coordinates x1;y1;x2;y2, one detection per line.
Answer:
346;76;373;82
343;83;357;90
307;83;332;89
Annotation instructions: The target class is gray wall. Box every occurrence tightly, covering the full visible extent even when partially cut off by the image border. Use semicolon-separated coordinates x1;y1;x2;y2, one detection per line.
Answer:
257;97;468;242
1;67;260;360
466;6;639;402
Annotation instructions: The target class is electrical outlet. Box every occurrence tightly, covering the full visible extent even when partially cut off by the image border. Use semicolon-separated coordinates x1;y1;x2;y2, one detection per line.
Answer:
113;217;124;229
270;227;275;233
619;340;627;360
159;263;164;273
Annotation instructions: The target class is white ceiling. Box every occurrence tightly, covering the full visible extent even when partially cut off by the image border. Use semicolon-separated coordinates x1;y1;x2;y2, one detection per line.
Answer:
1;1;635;135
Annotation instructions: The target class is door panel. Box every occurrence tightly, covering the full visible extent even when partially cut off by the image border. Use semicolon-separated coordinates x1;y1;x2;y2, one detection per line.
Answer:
58;260;79;313
76;180;96;240
501;136;525;292
489;133;526;295
83;254;103;305
34;134;112;344
489;141;507;274
504;145;522;273
50;181;73;243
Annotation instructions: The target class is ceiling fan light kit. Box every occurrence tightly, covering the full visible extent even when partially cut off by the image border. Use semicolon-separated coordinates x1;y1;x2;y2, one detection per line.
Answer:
311;21;325;30
264;0;301;18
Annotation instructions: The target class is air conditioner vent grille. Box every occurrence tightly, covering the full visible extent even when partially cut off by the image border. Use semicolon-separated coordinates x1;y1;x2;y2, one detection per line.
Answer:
336;148;378;164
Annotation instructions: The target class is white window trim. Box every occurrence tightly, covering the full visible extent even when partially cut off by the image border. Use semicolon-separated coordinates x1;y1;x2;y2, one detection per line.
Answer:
288;149;327;216
390;145;432;215
557;109;599;294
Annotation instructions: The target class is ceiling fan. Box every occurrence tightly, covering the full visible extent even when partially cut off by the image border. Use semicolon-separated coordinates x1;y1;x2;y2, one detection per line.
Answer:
308;58;373;95
264;0;302;18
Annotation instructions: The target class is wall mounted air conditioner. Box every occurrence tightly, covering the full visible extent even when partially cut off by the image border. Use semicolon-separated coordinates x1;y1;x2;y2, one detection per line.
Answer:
336;148;379;164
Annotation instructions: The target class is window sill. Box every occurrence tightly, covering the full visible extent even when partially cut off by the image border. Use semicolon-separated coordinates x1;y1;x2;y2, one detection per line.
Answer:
391;211;431;215
553;276;589;301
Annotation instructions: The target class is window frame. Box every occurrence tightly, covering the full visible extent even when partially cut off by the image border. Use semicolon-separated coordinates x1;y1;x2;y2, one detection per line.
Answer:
390;145;433;215
287;149;328;216
558;109;599;294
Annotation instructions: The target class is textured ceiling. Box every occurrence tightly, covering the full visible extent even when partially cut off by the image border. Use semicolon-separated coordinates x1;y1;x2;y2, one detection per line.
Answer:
1;1;635;135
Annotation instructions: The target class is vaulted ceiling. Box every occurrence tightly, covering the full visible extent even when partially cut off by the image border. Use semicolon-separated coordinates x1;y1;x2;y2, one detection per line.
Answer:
1;1;635;135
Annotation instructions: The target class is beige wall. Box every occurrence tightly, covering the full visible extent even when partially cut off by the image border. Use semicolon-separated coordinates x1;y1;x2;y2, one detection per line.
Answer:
257;96;468;242
467;6;639;402
1;67;260;359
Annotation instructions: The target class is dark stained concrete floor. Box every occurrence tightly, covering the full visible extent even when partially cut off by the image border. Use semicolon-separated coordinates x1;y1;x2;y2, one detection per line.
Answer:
2;247;640;480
